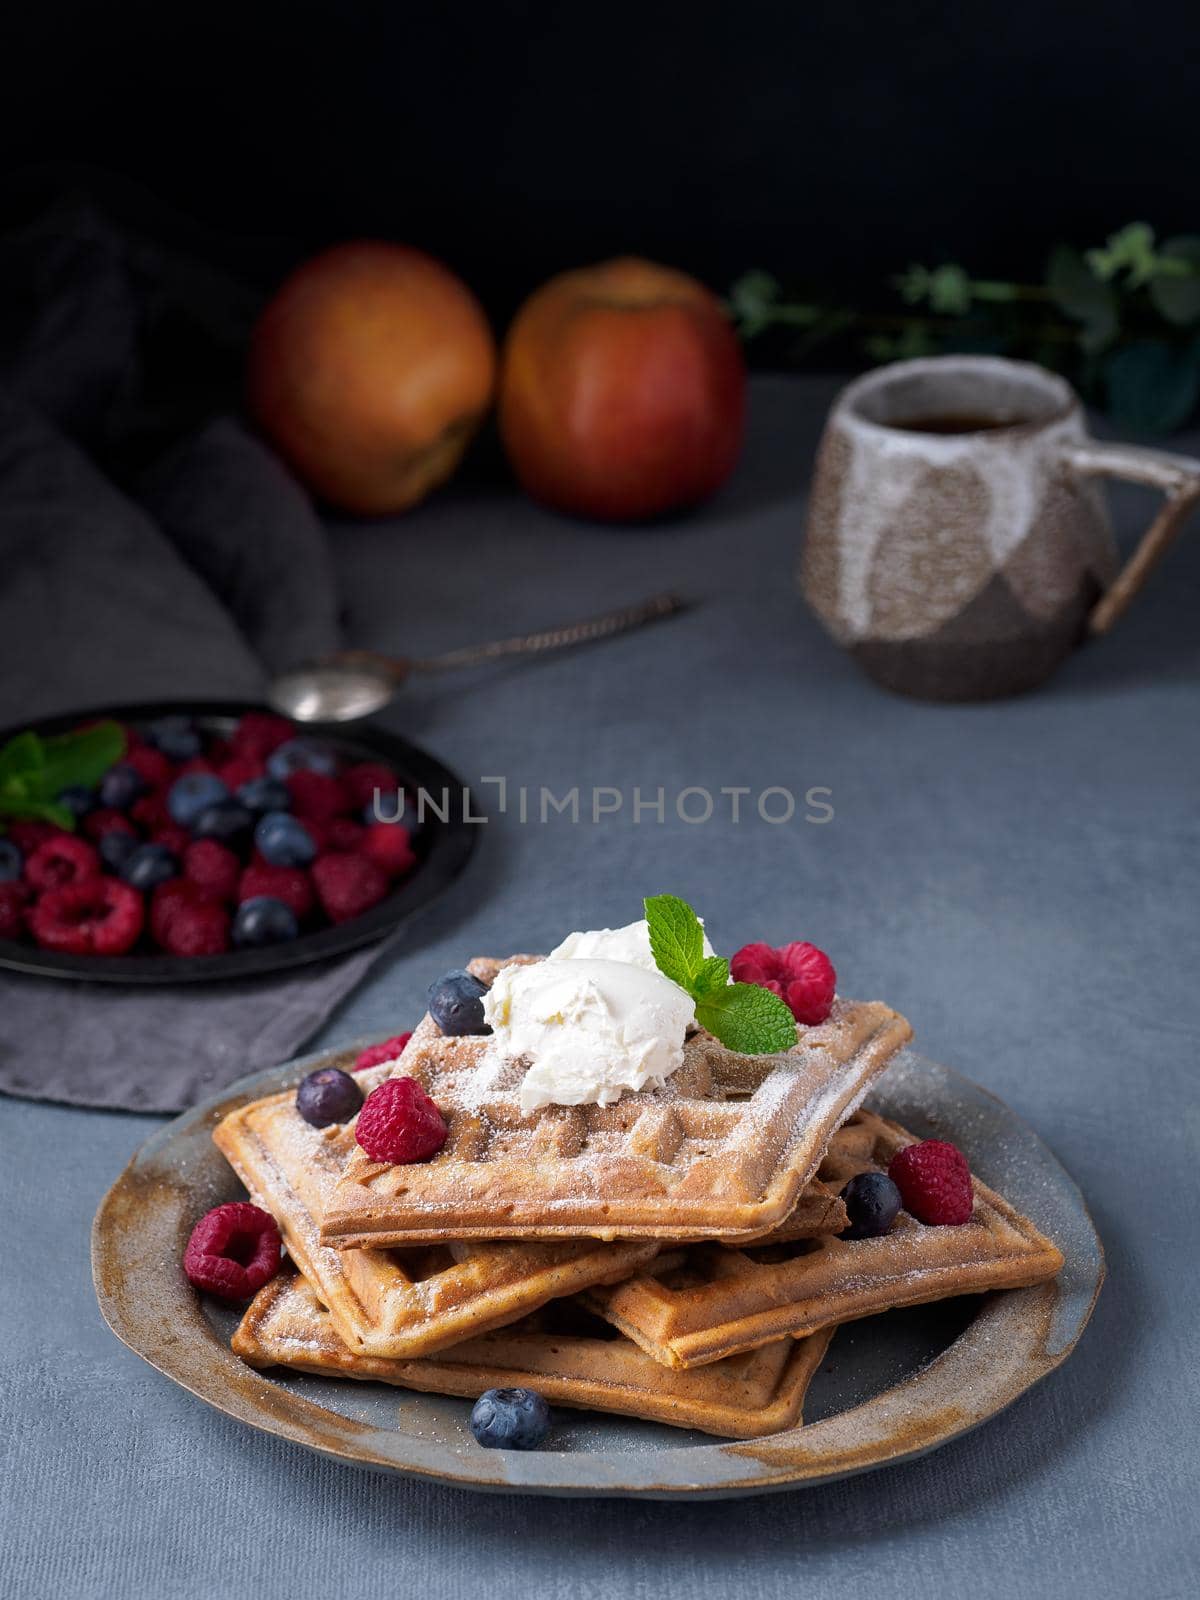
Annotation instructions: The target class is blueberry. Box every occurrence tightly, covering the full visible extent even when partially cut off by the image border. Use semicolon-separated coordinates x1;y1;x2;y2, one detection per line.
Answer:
98;830;138;872
99;762;147;810
295;1065;363;1128
254;811;317;867
427;970;490;1036
0;839;23;882
193;798;254;848
237;776;291;814
266;738;339;780
168;773;230;827
119;842;179;893
56;785;97;822
470;1388;551;1450
145;715;202;761
232;895;300;948
839;1171;902;1239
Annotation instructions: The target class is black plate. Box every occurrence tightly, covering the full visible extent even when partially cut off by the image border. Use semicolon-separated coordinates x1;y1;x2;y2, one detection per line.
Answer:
0;701;478;984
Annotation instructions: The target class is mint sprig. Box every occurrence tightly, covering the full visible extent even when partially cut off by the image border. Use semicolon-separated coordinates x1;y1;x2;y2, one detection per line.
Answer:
643;894;797;1055
0;720;126;833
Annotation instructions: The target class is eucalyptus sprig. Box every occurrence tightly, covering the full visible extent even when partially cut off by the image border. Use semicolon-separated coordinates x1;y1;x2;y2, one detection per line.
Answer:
731;221;1200;436
0;721;125;832
643;893;797;1055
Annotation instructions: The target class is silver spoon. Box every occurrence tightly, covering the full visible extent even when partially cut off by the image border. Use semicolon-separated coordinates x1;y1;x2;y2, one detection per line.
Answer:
268;592;688;723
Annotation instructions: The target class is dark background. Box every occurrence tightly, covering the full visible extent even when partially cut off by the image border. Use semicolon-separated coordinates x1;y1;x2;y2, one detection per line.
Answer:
4;0;1194;318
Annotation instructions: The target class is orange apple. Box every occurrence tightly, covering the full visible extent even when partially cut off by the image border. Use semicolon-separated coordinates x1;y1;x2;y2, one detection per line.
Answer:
499;257;746;521
248;241;496;515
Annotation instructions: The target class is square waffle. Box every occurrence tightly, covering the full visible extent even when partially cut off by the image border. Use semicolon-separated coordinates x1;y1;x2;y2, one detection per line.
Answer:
233;1271;836;1439
213;1087;659;1359
586;1109;1064;1368
320;957;913;1246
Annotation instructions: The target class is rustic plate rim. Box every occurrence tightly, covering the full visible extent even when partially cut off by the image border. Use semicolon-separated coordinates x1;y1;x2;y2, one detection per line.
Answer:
91;1046;1105;1499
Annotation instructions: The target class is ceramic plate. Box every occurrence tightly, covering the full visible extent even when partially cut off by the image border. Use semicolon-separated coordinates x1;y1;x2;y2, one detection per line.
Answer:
92;1046;1103;1499
0;701;476;983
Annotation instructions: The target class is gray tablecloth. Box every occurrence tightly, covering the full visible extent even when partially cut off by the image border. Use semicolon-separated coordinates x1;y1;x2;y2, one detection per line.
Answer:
2;377;1196;1599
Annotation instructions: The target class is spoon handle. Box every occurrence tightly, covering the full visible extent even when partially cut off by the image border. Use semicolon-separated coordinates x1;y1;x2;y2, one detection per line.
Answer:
407;591;687;673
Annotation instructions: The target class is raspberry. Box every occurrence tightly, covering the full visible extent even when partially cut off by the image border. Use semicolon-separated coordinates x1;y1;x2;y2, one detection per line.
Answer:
126;745;173;789
238;861;314;921
152;825;192;858
356;1076;447;1163
325;817;365;852
7;819;62;854
888;1140;974;1226
184;839;241;903
24;835;101;893
177;756;218;779
131;791;172;833
287;769;352;823
30;879;144;955
0;883;29;940
361;821;416;879
160;895;230;956
312;852;389;923
353;1032;414;1071
230;712;295;762
217;755;265;791
343;761;401;813
150;879;198;945
83;808;138;843
183;1202;281;1299
730;940;836;1026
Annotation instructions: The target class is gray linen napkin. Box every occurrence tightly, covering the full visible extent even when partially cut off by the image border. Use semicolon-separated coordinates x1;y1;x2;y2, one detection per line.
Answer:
0;392;386;1113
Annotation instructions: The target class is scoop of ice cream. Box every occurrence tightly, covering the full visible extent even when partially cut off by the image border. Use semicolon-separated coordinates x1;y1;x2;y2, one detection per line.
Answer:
482;957;695;1114
549;917;715;975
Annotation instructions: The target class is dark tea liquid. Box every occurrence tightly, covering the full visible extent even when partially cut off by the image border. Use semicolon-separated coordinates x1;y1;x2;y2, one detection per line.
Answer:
895;413;1027;434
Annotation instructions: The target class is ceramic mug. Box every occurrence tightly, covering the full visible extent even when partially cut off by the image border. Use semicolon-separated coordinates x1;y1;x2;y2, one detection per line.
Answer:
799;355;1200;699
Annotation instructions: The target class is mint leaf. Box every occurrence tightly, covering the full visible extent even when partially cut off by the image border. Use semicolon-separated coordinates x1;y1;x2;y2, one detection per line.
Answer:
643;894;705;990
693;955;730;997
0;795;74;829
695;983;798;1055
37;720;125;795
0;731;44;787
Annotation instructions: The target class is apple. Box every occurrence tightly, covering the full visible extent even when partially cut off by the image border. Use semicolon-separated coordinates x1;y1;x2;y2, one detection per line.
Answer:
498;257;746;521
248;241;496;515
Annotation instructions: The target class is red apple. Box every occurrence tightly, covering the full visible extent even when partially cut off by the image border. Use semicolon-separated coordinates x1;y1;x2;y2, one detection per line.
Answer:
248;241;496;515
499;257;746;521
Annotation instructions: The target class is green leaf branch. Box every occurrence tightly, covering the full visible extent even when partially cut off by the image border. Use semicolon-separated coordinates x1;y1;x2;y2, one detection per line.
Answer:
731;221;1200;436
0;721;125;833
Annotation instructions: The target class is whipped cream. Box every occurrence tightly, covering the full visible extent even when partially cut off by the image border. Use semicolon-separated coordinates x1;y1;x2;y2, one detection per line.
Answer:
483;958;695;1115
549;917;715;975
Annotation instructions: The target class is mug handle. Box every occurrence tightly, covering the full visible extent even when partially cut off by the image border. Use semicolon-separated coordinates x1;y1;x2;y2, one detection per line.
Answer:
1061;440;1200;635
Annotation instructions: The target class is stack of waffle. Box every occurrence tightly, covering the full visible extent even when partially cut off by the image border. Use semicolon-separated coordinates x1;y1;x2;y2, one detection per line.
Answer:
224;957;1063;1438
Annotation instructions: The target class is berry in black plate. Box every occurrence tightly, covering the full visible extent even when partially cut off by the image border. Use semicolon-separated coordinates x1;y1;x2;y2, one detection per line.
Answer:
119;842;180;893
0;839;23;882
427;969;490;1036
98;830;138;872
295;1065;363;1128
99;762;147;810
237;776;291;814
145;715;202;761
56;785;97;822
254;811;317;867
266;738;338;780
839;1171;903;1239
470;1388;551;1450
192;799;254;848
232;895;300;948
168;773;230;828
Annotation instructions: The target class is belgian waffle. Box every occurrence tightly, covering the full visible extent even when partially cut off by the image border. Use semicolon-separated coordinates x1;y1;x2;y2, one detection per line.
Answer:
233;1272;836;1439
213;1087;659;1359
320;957;913;1246
587;1109;1064;1368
